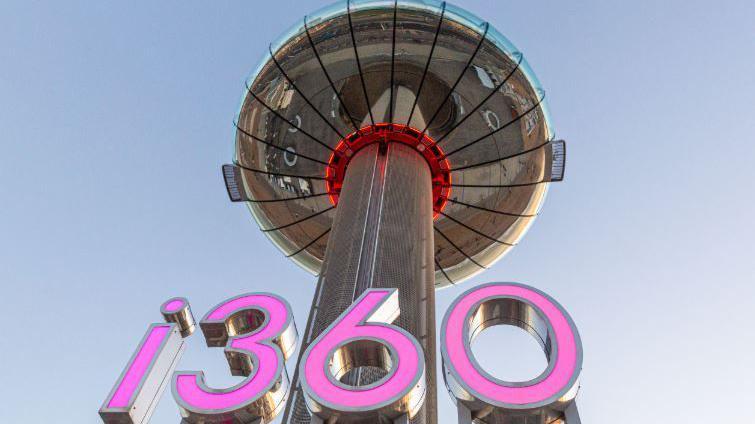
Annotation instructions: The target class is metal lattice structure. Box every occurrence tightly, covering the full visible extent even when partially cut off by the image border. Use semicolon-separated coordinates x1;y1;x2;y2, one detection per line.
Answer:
222;1;565;423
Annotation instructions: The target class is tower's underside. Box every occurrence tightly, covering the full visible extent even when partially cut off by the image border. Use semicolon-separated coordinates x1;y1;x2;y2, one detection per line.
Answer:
232;2;561;288
284;141;437;423
223;3;568;422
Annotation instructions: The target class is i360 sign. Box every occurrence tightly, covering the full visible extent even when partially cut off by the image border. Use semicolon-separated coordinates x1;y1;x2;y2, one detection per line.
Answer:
99;282;582;423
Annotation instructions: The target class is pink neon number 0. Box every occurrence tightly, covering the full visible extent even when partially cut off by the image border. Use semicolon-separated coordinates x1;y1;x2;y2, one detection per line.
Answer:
172;293;298;423
299;289;426;421
441;283;583;410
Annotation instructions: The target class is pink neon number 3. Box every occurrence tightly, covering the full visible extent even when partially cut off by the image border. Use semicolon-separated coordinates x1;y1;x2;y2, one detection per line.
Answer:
299;289;426;421
172;293;298;423
441;283;583;415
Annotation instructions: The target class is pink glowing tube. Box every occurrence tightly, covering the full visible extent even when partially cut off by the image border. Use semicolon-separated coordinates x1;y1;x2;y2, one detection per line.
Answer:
299;289;426;421
160;297;196;338
99;299;188;424
440;282;582;419
172;293;298;423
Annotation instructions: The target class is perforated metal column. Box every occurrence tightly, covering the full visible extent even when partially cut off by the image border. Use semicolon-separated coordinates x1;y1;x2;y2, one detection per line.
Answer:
283;142;437;424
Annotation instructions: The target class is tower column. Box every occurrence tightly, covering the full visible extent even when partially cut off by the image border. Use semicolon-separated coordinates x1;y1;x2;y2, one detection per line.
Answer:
284;139;437;423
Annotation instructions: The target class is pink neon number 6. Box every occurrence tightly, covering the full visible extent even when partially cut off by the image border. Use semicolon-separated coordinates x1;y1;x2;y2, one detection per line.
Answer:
172;293;297;423
300;289;426;421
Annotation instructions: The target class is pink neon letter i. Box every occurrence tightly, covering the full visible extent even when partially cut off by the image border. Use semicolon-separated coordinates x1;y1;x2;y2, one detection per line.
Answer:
99;297;195;424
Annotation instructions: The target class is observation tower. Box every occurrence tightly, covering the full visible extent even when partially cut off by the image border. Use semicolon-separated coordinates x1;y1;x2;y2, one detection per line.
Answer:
222;1;565;423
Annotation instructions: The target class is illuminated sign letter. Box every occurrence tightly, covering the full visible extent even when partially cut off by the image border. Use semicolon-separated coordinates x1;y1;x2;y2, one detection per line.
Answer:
99;298;194;424
172;293;298;423
299;289;426;422
441;283;583;423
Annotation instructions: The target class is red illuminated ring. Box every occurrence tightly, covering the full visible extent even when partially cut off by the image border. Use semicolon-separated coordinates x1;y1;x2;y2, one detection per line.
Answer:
326;123;451;218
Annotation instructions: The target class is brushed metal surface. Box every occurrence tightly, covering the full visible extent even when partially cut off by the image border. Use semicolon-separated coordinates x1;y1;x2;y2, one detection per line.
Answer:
283;142;436;423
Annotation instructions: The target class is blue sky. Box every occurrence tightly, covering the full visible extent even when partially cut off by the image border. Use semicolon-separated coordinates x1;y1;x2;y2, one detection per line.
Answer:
1;0;753;422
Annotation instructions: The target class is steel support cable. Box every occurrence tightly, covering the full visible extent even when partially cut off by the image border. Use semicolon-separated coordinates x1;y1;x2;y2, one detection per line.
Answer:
232;160;326;180
286;227;332;257
451;179;547;188
442;95;545;156
450;138;551;172
419;22;490;138
261;206;335;232
347;0;374;126
434;226;487;269
303;17;361;132
247;193;329;204
388;0;398;124
438;211;516;246
234;121;329;165
406;1;447;127
268;45;346;139
434;256;455;285
445;198;537;218
434;53;524;144
244;82;335;153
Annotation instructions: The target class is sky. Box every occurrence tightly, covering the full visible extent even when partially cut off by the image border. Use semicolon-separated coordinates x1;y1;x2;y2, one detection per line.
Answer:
1;0;754;422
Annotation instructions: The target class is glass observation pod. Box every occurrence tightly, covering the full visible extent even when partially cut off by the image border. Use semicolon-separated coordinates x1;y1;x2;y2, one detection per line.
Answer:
225;0;565;287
